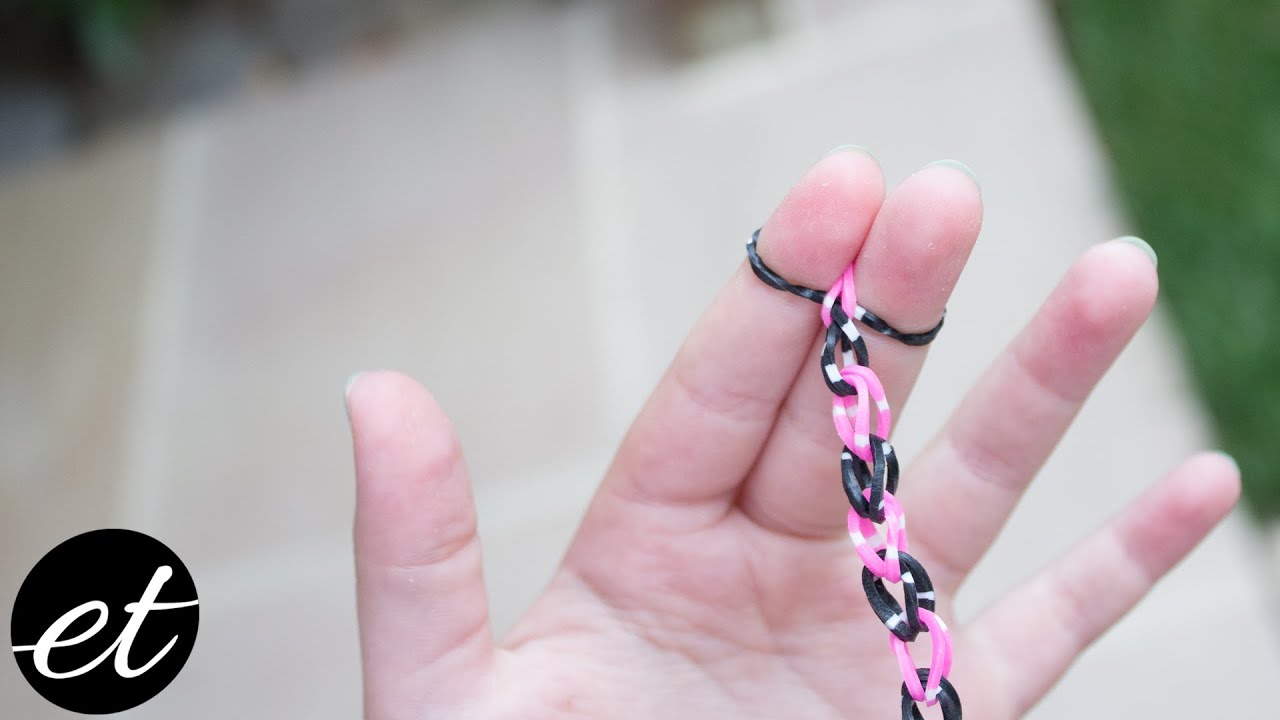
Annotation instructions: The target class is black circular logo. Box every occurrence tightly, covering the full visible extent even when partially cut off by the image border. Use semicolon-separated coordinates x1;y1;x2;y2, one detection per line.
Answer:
10;529;199;714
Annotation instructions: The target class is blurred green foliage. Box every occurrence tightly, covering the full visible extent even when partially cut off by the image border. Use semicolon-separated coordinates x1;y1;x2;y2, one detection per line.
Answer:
72;0;159;85
1055;0;1280;517
1;0;160;82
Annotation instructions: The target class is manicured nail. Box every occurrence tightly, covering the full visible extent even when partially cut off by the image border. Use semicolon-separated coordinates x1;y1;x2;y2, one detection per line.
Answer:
344;372;364;419
1114;235;1158;268
824;144;876;161
927;159;980;189
1213;451;1241;477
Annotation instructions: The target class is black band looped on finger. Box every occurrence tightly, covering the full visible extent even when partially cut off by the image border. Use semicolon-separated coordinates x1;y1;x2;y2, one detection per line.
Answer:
860;306;946;346
746;228;826;303
746;228;945;346
901;669;962;720
862;549;936;642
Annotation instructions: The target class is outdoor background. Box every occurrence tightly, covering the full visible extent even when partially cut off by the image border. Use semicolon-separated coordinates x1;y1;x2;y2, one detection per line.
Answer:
2;0;1278;717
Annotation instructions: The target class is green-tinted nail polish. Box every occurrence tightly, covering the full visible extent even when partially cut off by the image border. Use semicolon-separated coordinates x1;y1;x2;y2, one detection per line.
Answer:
1114;235;1158;268
344;372;364;419
824;144;876;161
927;159;980;189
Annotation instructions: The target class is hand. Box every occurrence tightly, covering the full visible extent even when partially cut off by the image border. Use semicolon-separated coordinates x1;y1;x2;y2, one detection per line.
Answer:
344;149;1239;719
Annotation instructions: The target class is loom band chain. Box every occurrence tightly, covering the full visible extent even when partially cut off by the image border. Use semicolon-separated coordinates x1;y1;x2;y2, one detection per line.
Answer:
842;439;885;522
821;306;870;396
749;225;959;716
831;365;891;461
847;364;891;435
890;609;954;706
747;229;945;347
841;448;876;520
901;669;963;720
846;492;909;583
842;436;900;523
861;549;936;643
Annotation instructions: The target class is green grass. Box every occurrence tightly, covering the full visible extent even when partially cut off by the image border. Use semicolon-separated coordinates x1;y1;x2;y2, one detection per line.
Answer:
1054;1;1280;518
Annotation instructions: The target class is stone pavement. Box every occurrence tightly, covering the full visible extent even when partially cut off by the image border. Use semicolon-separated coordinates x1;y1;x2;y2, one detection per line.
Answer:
2;0;1277;717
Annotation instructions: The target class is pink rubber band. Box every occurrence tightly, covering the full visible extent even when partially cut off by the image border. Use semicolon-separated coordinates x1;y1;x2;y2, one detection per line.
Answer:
846;490;909;582
843;364;891;437
820;265;857;328
890;608;953;705
831;373;869;458
831;364;891;463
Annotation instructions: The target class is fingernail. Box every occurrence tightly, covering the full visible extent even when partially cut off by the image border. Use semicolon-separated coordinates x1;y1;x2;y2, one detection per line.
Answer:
824;144;877;162
927;159;980;190
1213;451;1241;477
344;372;364;420
1114;235;1158;268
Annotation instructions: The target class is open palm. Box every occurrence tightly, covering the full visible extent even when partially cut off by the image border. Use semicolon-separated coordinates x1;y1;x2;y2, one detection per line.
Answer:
344;149;1239;719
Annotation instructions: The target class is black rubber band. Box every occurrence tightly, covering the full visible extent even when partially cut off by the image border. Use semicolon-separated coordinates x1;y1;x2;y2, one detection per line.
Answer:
901;669;962;720
746;228;945;346
746;228;826;303
860;306;946;346
821;304;870;397
861;549;936;643
841;436;899;523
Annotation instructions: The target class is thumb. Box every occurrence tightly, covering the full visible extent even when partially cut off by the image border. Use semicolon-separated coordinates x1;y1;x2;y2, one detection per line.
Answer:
347;371;493;719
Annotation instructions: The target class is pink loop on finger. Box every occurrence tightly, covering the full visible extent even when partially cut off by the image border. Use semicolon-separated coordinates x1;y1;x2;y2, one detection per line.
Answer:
838;266;857;316
889;608;954;705
820;266;857;327
821;283;838;328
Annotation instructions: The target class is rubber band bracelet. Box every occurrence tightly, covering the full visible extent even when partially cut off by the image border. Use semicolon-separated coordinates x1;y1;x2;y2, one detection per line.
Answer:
746;228;959;719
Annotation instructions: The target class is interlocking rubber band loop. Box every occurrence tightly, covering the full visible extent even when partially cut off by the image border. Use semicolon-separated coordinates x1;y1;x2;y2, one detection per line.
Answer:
832;364;891;460
902;669;963;720
821;307;871;396
746;227;959;717
890;608;953;703
846;492;908;582
841;435;898;523
861;549;936;642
